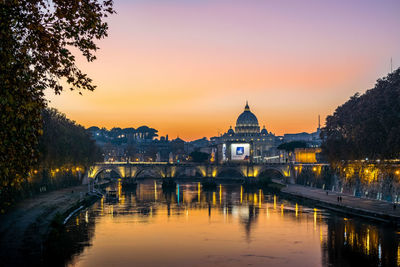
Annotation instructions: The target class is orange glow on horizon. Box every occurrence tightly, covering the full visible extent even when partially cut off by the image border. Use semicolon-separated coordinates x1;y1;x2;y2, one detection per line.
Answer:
45;0;400;141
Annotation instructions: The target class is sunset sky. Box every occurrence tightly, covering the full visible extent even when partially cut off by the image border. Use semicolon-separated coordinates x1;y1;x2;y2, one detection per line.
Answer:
46;0;400;141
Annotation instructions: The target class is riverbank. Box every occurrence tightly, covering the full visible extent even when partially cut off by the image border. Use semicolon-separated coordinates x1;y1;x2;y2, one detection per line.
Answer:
0;184;101;266
279;182;400;225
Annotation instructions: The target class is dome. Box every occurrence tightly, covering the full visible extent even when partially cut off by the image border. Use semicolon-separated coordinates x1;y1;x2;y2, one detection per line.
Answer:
227;126;235;135
235;102;260;134
261;125;268;135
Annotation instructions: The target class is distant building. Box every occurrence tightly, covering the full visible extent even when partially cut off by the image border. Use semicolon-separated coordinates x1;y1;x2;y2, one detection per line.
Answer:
212;102;281;163
88;104;323;164
293;148;322;163
87;126;186;162
283;116;322;147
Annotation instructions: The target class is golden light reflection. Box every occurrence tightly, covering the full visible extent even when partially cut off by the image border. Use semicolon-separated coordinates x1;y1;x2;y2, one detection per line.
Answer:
240;186;243;204
219;184;222;203
273;195;277;210
120;194;125;205
320;228;323;243
366;228;370;255
154;180;157;201
118;181;122;199
349;230;354;247
397;244;400;266
340;219;380;256
313;208;317;230
77;181;400;267
198;182;201;203
100;197;104;216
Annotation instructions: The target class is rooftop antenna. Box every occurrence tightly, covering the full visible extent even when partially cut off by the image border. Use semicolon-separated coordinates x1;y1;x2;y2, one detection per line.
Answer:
391;57;393;73
318;115;321;129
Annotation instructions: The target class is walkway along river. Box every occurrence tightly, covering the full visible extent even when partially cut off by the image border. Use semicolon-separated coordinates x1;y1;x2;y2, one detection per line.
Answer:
280;182;400;224
0;184;103;266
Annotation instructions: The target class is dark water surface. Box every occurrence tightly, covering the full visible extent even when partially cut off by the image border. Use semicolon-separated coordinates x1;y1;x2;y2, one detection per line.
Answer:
57;180;400;267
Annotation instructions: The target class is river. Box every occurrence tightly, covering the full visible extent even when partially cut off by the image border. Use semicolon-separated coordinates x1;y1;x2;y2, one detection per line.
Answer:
46;180;400;267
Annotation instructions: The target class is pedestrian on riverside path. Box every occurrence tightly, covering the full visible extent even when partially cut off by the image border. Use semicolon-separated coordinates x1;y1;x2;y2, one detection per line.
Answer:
337;196;340;202
394;204;396;210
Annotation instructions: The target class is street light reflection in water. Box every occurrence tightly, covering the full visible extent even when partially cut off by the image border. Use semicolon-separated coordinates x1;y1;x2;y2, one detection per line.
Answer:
56;180;400;267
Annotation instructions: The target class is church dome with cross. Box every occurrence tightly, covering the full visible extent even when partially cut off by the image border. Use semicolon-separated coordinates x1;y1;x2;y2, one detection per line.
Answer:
235;102;260;134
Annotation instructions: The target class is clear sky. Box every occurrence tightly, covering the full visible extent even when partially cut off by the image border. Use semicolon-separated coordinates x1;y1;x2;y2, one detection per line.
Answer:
46;0;400;141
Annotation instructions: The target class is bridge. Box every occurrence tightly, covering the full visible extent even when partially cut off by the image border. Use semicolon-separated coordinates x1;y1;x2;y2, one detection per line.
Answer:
84;161;328;183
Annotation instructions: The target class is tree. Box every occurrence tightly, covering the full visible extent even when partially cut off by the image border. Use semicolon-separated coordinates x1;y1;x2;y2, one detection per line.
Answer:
0;1;114;210
38;108;102;168
277;141;308;152
321;68;400;162
136;126;158;140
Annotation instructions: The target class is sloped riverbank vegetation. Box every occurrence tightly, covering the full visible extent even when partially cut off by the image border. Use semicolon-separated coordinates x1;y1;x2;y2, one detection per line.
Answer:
0;108;102;212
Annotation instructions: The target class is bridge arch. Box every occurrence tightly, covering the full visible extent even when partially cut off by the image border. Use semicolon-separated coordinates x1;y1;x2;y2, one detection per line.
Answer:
257;168;284;179
174;166;191;178
134;167;163;178
89;165;124;180
217;167;244;178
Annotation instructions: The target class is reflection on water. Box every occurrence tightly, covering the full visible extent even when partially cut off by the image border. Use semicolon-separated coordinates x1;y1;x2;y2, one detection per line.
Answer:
58;180;400;267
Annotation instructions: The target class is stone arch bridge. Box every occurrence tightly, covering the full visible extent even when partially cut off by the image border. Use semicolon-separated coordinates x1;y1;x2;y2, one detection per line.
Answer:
85;162;327;183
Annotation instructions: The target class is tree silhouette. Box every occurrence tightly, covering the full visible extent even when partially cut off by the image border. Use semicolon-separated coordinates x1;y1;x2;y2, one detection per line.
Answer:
0;1;114;211
321;69;400;162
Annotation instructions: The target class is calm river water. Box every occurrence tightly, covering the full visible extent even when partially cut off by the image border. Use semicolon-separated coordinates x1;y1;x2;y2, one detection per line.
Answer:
55;180;400;267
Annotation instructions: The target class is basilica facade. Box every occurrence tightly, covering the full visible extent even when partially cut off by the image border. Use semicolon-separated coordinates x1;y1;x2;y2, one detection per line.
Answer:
212;102;281;163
